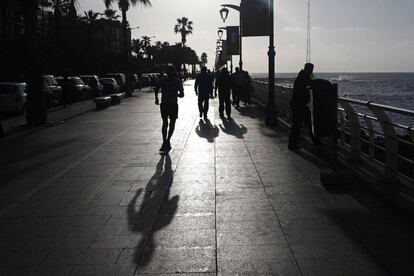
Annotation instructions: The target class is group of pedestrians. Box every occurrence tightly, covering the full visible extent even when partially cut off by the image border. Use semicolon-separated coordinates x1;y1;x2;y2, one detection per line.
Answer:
154;63;318;153
195;66;253;120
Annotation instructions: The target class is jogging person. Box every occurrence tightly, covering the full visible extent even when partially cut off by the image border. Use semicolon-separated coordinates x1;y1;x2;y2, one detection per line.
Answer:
154;65;184;152
194;66;214;119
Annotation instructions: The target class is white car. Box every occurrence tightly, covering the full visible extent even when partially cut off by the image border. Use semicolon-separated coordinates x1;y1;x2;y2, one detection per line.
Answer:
0;82;27;114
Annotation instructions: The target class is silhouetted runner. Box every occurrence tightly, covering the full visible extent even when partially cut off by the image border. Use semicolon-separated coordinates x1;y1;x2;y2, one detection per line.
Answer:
215;67;233;118
288;63;320;150
194;66;214;119
155;65;184;152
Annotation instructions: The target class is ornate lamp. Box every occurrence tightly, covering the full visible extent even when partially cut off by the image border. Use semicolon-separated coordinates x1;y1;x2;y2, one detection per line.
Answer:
217;29;224;39
220;7;229;22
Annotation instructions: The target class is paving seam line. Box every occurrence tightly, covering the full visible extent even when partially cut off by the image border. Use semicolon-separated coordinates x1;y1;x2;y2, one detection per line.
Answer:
242;130;304;276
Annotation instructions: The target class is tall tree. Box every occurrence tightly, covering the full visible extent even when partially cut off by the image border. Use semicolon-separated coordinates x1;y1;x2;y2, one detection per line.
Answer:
174;17;193;46
82;10;101;52
103;0;152;96
174;17;193;74
83;10;101;24
103;9;120;52
201;52;208;67
103;8;120;21
20;0;47;126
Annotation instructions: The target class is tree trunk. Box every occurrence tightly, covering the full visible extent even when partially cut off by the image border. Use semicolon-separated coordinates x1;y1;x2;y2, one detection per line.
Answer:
121;9;132;97
23;0;47;127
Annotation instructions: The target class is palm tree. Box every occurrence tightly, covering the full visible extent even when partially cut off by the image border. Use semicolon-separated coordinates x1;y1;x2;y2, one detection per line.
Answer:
82;10;101;52
103;9;120;52
103;0;152;96
83;10;101;23
131;38;143;58
20;0;47;126
201;52;208;67
174;17;193;46
103;8;120;21
174;17;193;74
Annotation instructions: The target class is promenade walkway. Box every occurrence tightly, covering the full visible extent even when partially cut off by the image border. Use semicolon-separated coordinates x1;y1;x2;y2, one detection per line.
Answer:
0;80;413;275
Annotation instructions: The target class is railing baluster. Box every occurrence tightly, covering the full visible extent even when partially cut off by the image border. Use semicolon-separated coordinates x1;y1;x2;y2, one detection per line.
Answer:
368;105;399;181
363;115;376;161
339;102;361;162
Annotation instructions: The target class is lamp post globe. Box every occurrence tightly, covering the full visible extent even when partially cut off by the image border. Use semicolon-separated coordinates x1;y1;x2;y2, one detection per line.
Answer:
217;29;224;39
220;7;229;22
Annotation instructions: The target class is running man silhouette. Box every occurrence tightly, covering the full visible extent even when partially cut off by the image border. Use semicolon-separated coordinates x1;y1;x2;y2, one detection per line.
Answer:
194;66;214;119
155;65;184;152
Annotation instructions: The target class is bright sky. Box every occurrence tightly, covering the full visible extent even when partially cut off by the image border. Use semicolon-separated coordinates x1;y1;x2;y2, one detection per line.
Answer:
78;0;414;73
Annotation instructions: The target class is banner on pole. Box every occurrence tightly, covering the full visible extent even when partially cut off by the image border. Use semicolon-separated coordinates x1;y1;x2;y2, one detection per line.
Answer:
226;26;240;55
241;0;270;37
221;41;231;61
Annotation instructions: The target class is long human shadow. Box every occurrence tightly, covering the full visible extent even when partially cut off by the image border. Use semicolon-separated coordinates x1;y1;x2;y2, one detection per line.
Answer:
219;117;247;139
127;154;178;266
195;118;219;143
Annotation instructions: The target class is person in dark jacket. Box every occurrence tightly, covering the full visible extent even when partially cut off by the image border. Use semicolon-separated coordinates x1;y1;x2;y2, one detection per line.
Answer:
195;66;214;119
215;67;233;118
288;63;320;150
231;67;243;108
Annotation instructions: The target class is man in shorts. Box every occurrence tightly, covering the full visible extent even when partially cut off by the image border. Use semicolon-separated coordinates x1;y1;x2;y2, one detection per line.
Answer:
155;66;184;152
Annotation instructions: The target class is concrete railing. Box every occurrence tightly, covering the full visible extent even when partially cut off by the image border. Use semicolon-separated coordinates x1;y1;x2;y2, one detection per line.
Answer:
252;80;414;193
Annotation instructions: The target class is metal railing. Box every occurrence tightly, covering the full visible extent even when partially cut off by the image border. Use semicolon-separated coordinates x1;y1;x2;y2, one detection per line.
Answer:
252;80;414;190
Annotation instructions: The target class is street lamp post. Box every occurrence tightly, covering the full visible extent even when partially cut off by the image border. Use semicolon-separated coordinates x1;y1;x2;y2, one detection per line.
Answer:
219;4;242;71
265;0;278;125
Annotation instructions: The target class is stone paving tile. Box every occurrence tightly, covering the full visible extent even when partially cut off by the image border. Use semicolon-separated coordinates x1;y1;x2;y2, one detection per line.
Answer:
0;266;73;276
41;248;122;266
70;264;137;276
135;247;216;274
0;250;49;266
153;213;215;230
148;229;216;248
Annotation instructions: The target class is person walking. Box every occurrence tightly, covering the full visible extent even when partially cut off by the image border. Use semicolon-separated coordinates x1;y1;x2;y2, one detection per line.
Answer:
241;70;252;106
231;67;243;108
194;66;214;119
288;63;320;150
154;65;184;152
215;67;233;119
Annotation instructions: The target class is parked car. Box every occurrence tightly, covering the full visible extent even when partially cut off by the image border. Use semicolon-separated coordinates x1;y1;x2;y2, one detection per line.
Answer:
42;75;62;107
100;78;120;94
105;73;125;91
79;75;103;98
0;82;27;114
57;77;92;102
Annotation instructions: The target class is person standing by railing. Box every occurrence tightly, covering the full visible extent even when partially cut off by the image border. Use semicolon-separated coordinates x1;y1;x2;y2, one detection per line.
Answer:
288;63;320;150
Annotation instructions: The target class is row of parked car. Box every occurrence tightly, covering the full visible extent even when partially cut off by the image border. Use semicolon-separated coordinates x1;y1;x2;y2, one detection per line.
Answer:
0;73;147;115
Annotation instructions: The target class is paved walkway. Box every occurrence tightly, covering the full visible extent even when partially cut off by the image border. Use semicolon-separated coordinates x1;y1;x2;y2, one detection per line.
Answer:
0;80;413;275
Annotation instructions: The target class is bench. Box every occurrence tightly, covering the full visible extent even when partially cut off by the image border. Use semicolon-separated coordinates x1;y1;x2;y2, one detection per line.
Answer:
109;93;125;105
94;96;112;110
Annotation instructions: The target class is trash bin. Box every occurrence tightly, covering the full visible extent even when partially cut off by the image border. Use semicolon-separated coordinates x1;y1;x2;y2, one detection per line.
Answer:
310;79;338;137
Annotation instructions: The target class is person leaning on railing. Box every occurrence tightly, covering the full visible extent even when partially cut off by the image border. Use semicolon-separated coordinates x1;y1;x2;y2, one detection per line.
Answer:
288;63;321;151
